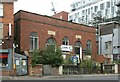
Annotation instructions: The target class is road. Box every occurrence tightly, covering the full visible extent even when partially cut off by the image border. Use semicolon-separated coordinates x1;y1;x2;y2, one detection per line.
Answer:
2;74;119;80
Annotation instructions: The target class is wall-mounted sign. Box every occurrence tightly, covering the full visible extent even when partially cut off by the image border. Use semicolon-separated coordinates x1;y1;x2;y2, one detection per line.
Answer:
60;45;72;52
75;35;81;39
48;30;56;35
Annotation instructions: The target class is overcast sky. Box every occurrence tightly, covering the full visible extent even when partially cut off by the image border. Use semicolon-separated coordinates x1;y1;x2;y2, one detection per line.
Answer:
14;0;78;16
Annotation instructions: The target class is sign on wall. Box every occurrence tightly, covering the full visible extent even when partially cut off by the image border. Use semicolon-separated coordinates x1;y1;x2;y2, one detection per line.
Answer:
60;45;73;52
48;30;56;35
75;35;81;39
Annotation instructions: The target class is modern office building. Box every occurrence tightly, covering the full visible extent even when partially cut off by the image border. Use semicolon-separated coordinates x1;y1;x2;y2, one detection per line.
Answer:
68;0;120;26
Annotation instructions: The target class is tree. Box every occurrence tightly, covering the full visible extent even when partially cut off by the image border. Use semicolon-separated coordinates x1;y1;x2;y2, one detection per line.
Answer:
31;45;64;67
31;49;46;67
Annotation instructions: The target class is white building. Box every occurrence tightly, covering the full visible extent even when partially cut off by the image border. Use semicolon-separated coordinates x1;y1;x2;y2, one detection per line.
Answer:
68;0;120;26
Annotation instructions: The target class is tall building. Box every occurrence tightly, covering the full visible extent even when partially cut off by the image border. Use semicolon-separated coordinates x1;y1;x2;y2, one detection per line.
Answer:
68;0;120;26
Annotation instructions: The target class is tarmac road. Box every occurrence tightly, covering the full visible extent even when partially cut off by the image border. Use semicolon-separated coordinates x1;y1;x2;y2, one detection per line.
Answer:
1;74;120;80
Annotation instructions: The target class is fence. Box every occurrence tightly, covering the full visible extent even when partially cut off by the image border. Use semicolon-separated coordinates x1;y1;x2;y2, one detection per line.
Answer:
62;65;100;75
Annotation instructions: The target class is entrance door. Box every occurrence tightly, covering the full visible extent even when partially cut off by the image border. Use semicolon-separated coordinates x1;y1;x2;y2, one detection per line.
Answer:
74;41;82;63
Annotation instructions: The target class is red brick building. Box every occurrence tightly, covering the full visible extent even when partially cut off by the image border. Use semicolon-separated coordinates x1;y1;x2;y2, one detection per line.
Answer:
14;10;98;63
0;2;14;76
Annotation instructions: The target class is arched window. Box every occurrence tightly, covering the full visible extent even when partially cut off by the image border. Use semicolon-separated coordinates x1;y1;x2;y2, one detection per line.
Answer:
62;37;69;45
74;41;82;54
30;32;39;51
46;37;56;47
86;40;92;50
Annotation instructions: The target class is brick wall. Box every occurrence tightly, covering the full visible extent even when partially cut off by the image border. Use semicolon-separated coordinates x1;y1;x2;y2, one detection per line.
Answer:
52;67;59;76
52;11;68;21
3;2;14;38
31;64;43;76
0;2;14;49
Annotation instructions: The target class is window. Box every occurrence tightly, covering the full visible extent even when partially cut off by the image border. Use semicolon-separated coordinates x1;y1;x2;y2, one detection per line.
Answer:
77;12;79;17
30;32;39;51
94;6;98;12
78;18;81;23
0;4;3;17
88;8;90;14
105;9;108;16
0;23;3;39
46;37;56;47
86;9;87;15
111;6;114;17
62;37;69;45
82;10;85;16
105;42;108;49
0;54;8;67
100;3;104;10
97;11;102;17
91;7;93;13
75;13;77;18
86;40;92;50
86;15;88;23
106;1;110;8
111;1;113;6
74;41;82;54
69;15;73;21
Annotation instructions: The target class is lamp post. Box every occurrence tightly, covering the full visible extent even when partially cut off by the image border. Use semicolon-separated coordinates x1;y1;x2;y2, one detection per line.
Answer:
12;43;18;77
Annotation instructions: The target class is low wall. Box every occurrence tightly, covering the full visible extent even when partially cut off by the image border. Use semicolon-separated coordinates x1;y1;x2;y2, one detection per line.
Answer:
1;70;14;76
31;64;43;76
52;67;59;76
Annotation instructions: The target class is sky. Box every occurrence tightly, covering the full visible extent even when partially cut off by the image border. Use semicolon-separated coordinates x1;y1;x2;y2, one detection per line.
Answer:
14;0;78;16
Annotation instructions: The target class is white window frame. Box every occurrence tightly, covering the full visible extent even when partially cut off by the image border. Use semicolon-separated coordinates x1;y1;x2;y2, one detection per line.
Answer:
86;40;92;50
30;33;39;51
0;3;3;17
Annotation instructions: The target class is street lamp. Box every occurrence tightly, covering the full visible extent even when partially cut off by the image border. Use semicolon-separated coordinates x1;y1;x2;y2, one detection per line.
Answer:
12;43;18;76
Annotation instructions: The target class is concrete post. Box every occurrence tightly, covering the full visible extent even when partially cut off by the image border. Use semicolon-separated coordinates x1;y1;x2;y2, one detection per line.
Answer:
59;65;63;75
115;64;118;74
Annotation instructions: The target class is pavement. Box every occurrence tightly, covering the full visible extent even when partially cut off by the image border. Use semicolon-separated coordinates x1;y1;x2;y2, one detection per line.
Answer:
1;74;120;80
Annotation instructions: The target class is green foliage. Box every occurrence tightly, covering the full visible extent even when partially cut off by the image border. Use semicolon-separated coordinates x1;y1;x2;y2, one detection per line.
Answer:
63;55;73;65
31;49;46;67
80;59;92;68
31;45;64;67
